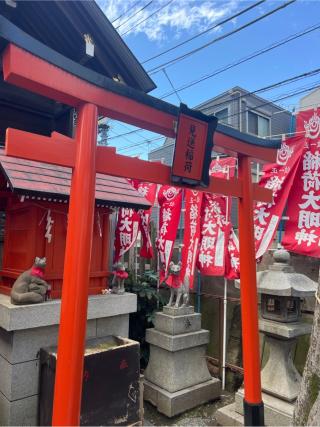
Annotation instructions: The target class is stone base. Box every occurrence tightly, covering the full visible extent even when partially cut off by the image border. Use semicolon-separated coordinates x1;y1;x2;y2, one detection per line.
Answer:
215;402;244;426
0;293;137;426
144;377;221;418
215;390;294;426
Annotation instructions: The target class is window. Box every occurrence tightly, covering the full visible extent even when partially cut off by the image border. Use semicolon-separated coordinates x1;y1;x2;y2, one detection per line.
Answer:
247;111;270;137
214;108;229;124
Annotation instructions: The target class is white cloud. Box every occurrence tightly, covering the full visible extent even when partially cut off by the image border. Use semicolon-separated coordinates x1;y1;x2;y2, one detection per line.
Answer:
100;0;239;42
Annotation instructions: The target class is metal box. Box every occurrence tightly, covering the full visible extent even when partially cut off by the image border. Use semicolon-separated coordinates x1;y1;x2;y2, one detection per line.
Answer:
39;336;140;426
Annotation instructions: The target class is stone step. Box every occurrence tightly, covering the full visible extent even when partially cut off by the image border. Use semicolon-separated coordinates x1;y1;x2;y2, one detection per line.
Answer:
234;389;294;426
154;312;202;335
145;328;209;352
144;377;221;418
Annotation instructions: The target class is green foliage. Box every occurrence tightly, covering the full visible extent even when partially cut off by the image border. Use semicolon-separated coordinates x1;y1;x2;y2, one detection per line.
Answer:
125;270;167;368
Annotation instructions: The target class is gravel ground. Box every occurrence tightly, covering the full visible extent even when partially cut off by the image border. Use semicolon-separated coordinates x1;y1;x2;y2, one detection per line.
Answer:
143;391;234;426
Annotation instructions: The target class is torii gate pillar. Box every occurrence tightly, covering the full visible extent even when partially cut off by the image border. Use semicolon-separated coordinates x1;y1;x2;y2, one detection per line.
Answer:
1;43;277;426
52;103;98;423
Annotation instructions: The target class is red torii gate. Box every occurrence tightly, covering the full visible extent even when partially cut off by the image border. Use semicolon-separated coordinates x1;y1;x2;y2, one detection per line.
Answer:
2;43;280;426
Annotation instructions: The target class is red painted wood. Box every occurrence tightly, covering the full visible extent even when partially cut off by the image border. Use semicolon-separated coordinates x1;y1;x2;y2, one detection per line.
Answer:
3;44;277;162
214;131;277;164
0;43;281;427
52;103;98;426
0;148;150;208
238;155;262;405
3;45;176;137
5;128;76;168
0;199;110;298
5;135;273;203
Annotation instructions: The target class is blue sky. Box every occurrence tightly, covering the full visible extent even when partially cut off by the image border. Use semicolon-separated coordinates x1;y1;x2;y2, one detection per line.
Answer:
97;0;320;158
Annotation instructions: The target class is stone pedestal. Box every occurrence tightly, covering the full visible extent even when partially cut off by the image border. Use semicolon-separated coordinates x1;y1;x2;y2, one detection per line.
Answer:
260;319;311;402
0;293;136;426
216;319;312;426
144;306;220;417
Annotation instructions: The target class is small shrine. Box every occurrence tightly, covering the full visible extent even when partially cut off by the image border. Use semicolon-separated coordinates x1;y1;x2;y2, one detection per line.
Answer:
0;150;149;298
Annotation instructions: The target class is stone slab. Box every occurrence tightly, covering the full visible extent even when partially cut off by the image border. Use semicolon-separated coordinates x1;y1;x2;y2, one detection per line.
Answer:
235;389;294;426
0;391;38;426
146;328;209;352
154;312;201;335
0;293;136;331
0;319;96;364
215;402;244;426
0;354;39;401
144;377;221;418
96;314;129;338
259;319;312;339
163;306;194;316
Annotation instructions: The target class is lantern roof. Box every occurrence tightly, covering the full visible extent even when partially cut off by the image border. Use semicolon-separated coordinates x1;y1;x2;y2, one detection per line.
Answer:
256;249;317;297
0;149;150;210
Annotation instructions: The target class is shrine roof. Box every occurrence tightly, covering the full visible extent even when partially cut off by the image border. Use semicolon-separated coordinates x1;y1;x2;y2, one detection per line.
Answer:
0;150;151;210
0;1;155;94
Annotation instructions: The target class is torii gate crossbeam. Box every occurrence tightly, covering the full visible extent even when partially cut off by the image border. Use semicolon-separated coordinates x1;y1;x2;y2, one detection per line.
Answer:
2;43;281;426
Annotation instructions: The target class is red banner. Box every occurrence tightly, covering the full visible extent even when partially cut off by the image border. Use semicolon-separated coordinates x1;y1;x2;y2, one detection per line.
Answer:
156;186;182;280
224;226;240;280
254;134;305;258
197;157;236;276
114;208;140;262
180;190;203;289
282;108;320;257
134;182;157;258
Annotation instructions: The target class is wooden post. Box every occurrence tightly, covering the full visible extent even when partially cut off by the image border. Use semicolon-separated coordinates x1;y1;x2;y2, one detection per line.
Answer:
52;103;98;426
238;155;264;426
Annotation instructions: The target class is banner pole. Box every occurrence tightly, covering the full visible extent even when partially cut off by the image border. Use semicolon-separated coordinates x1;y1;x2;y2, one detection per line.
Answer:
222;163;230;391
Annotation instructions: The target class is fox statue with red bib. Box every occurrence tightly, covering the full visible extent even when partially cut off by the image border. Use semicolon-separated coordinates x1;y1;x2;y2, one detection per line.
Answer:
164;261;190;308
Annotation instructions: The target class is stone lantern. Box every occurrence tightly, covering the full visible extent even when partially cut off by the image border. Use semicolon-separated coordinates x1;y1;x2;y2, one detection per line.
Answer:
259;249;308;323
216;249;317;426
256;249;317;423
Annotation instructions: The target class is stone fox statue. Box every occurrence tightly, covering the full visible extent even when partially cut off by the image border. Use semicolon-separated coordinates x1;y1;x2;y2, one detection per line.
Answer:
165;261;190;308
111;262;128;294
10;257;50;305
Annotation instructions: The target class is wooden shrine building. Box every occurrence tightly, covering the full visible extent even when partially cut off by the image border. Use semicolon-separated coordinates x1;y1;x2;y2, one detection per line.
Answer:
0;150;149;298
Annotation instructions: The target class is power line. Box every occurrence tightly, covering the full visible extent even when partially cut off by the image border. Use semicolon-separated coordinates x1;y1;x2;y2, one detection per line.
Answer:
144;83;320;154
118;135;165;152
108;60;320;141
116;0;154;30
158;22;320;100
162;68;182;103
283;100;320;112
111;1;142;24
217;81;320;122
141;0;266;65
200;67;320;114
120;0;174;36
147;0;296;74
108;20;319;142
107;127;158;141
111;121;159;143
118;82;320;154
109;128;139;146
